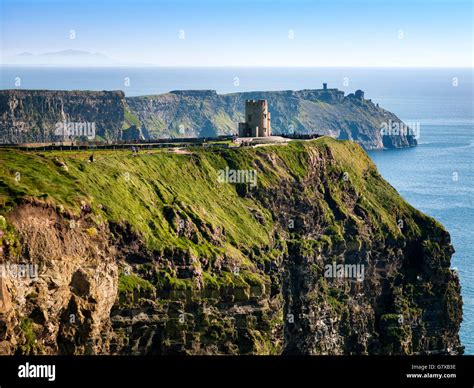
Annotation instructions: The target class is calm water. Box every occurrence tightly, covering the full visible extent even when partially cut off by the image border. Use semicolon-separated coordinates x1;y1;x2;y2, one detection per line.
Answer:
0;66;473;353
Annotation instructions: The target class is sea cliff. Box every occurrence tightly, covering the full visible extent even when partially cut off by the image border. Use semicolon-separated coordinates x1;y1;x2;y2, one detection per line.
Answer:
0;138;460;355
0;88;417;149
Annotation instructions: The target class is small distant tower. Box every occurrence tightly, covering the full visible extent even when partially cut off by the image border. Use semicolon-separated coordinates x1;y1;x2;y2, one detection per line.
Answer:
323;83;328;90
238;100;272;137
355;89;365;100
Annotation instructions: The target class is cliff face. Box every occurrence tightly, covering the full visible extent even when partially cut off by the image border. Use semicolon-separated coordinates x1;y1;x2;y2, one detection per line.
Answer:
0;88;416;149
0;90;125;143
125;89;418;149
0;138;460;355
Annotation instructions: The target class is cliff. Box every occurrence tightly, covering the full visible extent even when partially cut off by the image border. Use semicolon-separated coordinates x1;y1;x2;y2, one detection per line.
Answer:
125;89;418;149
0;90;125;143
0;137;460;355
0;88;417;149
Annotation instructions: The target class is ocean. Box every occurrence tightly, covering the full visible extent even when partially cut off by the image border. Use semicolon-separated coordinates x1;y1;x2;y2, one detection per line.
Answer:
0;66;472;353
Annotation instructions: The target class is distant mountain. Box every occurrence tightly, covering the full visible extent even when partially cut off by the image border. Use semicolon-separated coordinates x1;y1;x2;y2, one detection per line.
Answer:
3;50;119;66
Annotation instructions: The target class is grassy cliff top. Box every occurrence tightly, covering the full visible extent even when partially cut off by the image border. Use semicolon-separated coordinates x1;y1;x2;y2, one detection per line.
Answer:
0;137;443;258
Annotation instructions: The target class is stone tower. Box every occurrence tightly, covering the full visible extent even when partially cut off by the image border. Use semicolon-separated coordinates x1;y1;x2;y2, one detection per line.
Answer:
238;100;271;137
355;89;365;100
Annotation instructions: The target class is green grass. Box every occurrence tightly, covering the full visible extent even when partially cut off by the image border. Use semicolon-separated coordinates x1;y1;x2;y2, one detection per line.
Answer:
118;272;155;305
123;108;142;128
0;146;274;256
118;273;155;294
20;317;37;354
0;137;442;261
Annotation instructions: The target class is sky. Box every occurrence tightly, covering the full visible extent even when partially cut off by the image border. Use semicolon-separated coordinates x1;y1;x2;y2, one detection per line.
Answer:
0;0;472;67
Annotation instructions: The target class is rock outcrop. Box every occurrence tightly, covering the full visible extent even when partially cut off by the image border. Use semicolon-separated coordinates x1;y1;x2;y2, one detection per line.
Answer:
0;137;459;355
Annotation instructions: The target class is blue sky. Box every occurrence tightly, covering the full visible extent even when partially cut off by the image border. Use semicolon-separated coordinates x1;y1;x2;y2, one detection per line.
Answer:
1;0;472;67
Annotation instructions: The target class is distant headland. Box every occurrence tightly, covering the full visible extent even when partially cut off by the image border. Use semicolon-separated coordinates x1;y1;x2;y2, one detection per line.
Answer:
0;84;417;149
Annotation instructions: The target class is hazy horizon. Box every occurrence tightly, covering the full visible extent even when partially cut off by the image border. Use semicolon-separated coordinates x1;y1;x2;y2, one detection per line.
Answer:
1;64;473;69
1;0;472;68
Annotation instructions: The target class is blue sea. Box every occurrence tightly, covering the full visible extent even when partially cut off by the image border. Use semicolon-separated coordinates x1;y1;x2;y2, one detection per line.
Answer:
0;66;472;353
